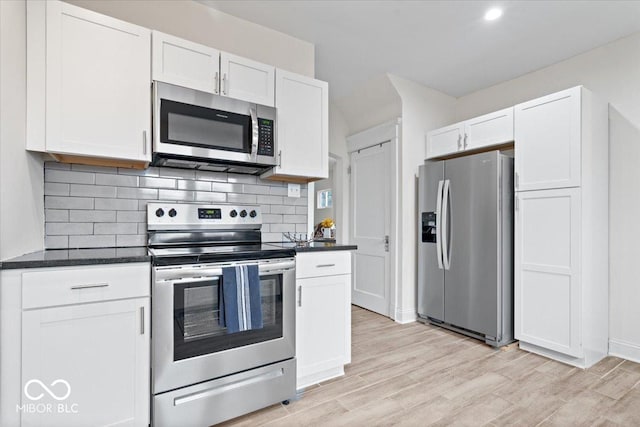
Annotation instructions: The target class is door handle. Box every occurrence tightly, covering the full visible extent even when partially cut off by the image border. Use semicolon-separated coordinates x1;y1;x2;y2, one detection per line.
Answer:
222;73;228;95
250;107;258;161
435;180;444;270
277;150;282;168
442;179;451;270
457;134;462;150
143;130;148;155
214;71;219;94
70;283;109;290
140;306;145;335
463;133;468;149
384;235;389;252
297;286;302;307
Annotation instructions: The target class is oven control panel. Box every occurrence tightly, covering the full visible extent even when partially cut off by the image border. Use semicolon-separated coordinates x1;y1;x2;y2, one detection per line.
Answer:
147;203;261;230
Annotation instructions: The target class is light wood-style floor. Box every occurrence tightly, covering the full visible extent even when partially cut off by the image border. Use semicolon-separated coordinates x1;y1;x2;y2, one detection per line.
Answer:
221;306;640;426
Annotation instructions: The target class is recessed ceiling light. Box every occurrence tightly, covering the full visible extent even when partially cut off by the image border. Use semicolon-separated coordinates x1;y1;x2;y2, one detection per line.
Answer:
484;8;503;21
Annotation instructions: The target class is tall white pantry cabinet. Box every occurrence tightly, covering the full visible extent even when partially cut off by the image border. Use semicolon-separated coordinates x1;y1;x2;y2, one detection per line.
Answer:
514;86;609;368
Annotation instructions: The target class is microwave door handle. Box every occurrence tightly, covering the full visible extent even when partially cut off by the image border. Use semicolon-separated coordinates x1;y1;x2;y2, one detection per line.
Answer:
250;107;259;161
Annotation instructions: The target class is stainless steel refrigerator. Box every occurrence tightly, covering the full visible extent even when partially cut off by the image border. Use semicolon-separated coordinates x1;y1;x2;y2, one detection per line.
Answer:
417;150;514;347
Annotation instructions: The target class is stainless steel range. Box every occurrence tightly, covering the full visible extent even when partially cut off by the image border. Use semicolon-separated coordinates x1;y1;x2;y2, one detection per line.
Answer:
147;202;296;427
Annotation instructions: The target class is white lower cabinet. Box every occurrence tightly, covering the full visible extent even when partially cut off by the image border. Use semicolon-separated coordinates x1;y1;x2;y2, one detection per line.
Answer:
0;263;150;427
515;188;582;358
295;252;351;389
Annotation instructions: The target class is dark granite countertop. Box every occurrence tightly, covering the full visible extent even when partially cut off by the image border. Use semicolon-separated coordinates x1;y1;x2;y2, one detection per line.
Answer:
0;247;151;270
265;242;357;252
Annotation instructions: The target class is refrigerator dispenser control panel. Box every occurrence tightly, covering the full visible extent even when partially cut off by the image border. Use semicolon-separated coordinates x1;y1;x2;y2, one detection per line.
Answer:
422;212;437;243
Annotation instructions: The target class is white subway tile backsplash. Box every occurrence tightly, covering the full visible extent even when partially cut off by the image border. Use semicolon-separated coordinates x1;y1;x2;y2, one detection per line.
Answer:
117;167;160;177
117;211;146;223
269;186;288;196
195;171;227;182
45;169;95;184
159;168;196;180
262;214;283;223
140;176;177;189
227;174;256;184
69;210;116;223
45;236;69;248
45;196;94;210
283;215;307;224
95;173;139;187
46;222;93;236
212;182;243;193
177;180;212;191
271;205;296;215
95;198;139;211
227;193;257;204
116;187;158;200
158;189;195;201
70;184;117;198
44;163;307;249
257;195;284;205
242;184;271;195
69;235;116;248
116;234;146;247
44;182;70;196
194;192;226;203
45;209;69;222
94;223;138;235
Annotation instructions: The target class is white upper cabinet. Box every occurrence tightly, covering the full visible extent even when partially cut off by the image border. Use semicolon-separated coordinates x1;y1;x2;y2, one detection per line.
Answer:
425;107;514;160
220;52;275;107
152;31;220;94
27;0;152;163
262;69;329;182
515;87;581;191
151;33;275;106
464;107;514;151
426;123;464;159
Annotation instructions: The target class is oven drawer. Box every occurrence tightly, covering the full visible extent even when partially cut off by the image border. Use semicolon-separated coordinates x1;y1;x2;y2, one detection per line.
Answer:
153;358;295;427
22;263;150;309
296;251;351;279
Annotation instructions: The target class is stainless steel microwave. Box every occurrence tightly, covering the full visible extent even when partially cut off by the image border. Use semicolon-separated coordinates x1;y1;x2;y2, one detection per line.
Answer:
152;82;277;174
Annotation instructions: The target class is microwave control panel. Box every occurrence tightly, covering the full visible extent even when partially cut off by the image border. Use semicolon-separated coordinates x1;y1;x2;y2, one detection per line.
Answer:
257;118;275;156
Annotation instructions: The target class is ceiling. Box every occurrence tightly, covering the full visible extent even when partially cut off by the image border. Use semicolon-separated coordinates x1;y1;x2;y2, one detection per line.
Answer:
201;1;640;99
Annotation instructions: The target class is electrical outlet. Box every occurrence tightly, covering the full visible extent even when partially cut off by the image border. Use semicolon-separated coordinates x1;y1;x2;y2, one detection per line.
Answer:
287;183;301;198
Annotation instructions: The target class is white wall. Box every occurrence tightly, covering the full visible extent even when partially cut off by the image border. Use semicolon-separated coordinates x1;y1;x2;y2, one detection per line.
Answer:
334;74;402;135
387;75;457;323
68;0;315;78
454;31;640;361
0;0;44;261
328;104;350;244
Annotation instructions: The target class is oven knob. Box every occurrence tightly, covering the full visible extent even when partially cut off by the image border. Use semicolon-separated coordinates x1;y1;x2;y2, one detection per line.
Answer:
230;209;238;218
155;208;165;217
168;208;177;218
240;210;247;218
249;210;257;218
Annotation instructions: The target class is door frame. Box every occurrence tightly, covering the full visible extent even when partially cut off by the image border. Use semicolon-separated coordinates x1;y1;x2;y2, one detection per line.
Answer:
347;119;400;321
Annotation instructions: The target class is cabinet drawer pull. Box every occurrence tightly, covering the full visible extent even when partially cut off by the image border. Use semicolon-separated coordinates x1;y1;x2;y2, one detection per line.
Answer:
316;264;336;268
70;283;109;290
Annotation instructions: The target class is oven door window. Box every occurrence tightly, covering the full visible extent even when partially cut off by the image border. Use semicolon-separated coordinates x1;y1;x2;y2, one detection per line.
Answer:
173;274;282;361
160;99;251;153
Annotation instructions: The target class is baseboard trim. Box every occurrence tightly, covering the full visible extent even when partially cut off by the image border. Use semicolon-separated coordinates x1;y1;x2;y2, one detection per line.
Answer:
609;339;640;363
394;308;417;324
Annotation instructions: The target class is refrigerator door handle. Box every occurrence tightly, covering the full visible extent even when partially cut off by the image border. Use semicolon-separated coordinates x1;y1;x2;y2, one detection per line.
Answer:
442;179;452;270
435;179;444;270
